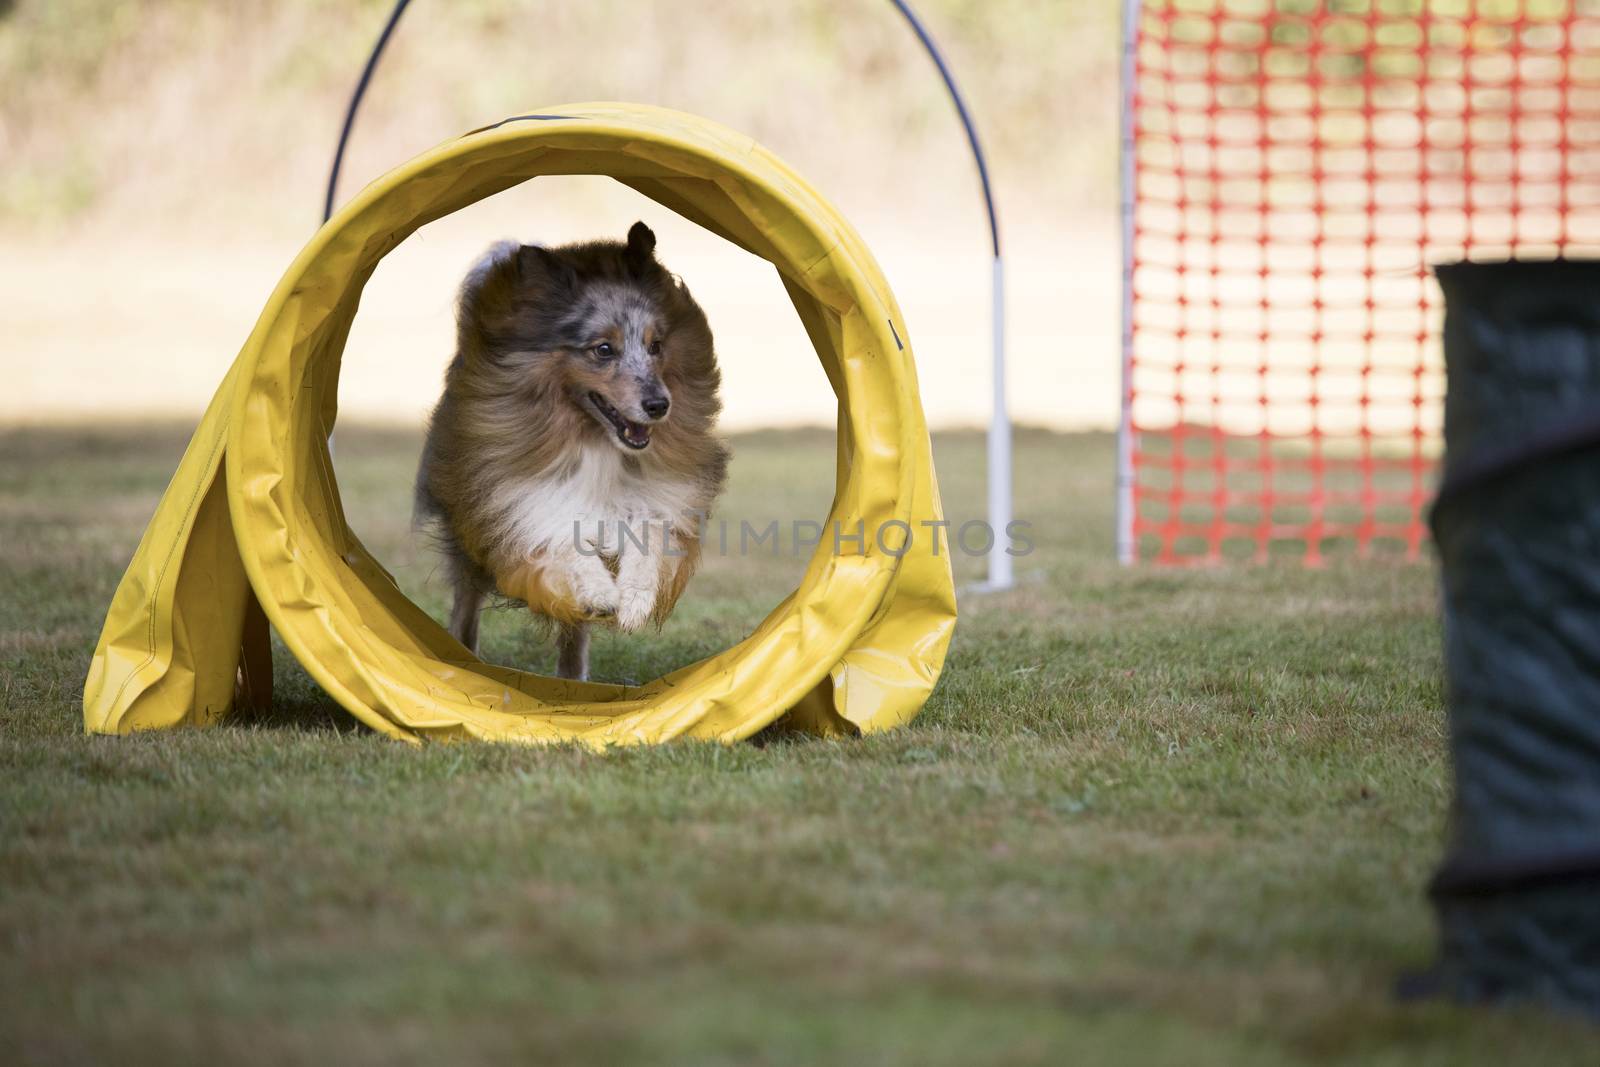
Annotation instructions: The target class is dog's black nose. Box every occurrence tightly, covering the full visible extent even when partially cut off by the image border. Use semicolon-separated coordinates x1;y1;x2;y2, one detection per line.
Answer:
642;396;670;419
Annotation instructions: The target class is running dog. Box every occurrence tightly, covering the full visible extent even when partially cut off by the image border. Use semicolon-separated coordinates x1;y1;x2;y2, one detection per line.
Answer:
416;222;728;680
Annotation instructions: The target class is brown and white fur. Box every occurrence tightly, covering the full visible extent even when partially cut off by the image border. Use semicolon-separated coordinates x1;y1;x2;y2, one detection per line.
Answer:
415;222;728;681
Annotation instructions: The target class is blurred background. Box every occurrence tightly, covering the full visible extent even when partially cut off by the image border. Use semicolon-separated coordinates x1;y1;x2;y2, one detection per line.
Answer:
0;0;1121;431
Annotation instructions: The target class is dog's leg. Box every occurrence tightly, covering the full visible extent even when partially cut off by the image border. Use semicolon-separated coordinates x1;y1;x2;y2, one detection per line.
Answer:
556;621;590;681
443;545;489;655
614;519;668;632
499;544;620;622
563;546;622;619
449;582;484;655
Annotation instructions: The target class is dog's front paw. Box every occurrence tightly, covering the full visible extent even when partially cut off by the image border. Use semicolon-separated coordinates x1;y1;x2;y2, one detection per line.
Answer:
615;585;656;633
568;572;620;620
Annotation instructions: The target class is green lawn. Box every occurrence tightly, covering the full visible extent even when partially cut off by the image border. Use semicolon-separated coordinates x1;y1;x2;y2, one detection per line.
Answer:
1;424;1592;1064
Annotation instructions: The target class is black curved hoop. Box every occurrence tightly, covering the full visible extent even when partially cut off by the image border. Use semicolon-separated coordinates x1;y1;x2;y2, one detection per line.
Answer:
322;0;1000;257
322;0;413;223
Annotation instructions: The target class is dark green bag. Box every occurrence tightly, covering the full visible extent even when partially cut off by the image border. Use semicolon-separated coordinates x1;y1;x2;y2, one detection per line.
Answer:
1412;260;1600;1016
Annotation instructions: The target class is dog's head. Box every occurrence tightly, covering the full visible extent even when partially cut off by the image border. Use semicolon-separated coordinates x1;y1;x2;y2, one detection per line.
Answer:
458;222;719;455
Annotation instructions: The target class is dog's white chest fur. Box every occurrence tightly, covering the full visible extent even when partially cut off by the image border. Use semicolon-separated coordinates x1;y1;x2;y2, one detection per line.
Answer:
487;442;702;558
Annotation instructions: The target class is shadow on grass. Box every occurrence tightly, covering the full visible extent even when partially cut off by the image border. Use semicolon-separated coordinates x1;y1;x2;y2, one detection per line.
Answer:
239;664;356;735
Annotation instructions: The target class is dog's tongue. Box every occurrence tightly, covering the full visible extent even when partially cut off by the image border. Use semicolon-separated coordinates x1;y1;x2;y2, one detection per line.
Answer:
621;421;651;449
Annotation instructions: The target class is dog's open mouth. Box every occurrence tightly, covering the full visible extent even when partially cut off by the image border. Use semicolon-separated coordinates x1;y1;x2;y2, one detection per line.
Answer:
588;392;651;450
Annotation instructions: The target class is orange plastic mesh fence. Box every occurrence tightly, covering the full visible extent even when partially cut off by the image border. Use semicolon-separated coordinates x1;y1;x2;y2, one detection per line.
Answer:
1123;0;1600;564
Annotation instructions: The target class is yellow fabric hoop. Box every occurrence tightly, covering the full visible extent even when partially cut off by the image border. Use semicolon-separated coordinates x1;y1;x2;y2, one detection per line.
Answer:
84;103;956;745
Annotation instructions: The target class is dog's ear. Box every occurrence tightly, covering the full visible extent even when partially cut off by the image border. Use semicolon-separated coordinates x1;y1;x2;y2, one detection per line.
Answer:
625;221;657;273
517;244;578;293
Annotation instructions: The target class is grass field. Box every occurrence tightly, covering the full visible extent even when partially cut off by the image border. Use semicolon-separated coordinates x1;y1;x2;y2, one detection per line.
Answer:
2;423;1594;1064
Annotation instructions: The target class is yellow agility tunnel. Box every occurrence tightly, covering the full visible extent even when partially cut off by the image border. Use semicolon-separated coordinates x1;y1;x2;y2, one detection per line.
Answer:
84;103;957;745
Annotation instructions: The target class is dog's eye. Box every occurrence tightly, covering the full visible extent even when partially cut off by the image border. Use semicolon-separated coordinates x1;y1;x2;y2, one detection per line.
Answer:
592;343;615;359
648;340;663;356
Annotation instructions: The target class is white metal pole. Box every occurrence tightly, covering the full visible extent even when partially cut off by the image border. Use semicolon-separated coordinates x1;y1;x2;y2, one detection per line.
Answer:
988;254;1013;588
1116;0;1142;566
886;0;1012;592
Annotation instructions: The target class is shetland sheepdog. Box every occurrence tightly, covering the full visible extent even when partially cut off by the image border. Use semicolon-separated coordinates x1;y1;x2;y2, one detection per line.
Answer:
415;222;728;681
